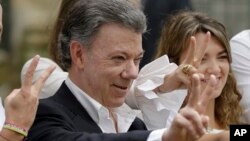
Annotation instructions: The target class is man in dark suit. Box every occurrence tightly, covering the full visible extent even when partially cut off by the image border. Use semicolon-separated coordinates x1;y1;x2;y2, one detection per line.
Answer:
26;0;210;140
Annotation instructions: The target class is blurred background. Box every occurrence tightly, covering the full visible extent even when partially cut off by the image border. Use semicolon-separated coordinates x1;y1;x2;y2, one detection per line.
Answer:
0;0;250;99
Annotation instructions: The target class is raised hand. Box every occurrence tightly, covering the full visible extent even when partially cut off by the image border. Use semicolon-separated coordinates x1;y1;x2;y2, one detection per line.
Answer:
162;73;217;141
4;55;55;130
157;32;211;93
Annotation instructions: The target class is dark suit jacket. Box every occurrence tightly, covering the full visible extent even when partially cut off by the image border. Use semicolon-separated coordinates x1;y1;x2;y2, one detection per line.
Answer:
27;82;151;141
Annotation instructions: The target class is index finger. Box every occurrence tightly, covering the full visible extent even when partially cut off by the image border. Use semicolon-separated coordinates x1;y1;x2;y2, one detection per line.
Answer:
196;74;217;114
33;65;56;95
193;32;211;67
22;55;40;91
182;36;196;64
187;74;201;108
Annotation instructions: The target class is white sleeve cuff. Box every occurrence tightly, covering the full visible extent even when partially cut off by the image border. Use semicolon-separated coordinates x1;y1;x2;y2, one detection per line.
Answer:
147;128;166;141
127;55;187;130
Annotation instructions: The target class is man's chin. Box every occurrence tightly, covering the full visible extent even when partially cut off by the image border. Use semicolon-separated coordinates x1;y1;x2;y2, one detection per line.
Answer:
109;100;126;108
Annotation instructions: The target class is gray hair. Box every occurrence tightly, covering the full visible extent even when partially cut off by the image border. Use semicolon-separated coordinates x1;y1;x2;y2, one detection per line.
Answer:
58;0;147;70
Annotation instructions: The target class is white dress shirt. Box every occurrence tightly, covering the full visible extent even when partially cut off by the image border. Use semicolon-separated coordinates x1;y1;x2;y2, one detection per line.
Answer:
65;77;165;141
0;97;5;131
230;29;250;123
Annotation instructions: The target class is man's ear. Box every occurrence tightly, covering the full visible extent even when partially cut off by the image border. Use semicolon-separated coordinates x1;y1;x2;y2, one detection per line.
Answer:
70;41;85;69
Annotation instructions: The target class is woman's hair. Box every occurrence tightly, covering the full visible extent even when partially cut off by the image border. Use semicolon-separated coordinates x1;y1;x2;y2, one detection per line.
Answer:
48;0;78;70
155;10;242;129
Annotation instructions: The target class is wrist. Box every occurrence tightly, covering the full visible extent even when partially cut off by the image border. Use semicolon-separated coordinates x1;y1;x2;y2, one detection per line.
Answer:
0;128;24;141
3;122;28;139
164;72;183;91
154;86;163;94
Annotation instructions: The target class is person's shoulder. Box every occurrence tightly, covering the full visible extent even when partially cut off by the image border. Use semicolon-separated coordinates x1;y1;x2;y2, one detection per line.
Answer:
230;29;250;51
37;95;78;124
231;30;250;43
38;96;62;114
37;83;78;118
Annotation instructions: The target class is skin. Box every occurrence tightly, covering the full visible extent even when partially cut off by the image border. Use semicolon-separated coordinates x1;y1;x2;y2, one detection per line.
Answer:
69;23;219;141
180;33;230;140
0;55;55;141
157;32;211;93
195;33;229;100
155;31;230;140
69;23;144;108
4;56;56;130
164;73;217;141
0;2;225;140
180;33;230;129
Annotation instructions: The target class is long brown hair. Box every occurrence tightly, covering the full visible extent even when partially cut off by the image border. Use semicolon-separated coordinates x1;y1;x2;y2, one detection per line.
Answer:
48;0;78;71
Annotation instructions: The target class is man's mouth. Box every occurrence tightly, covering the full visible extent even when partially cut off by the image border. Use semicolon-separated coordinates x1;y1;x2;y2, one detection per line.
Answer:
113;84;128;90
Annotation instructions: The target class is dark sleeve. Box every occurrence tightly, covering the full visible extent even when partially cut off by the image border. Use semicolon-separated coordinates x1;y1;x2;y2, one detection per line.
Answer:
26;101;151;141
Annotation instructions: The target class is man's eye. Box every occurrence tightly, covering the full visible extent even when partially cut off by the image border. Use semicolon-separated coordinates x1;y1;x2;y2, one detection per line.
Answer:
219;55;228;59
114;56;125;60
113;56;126;63
134;57;142;65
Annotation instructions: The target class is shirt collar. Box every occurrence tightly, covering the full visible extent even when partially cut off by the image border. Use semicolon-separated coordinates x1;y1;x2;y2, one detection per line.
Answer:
65;77;139;133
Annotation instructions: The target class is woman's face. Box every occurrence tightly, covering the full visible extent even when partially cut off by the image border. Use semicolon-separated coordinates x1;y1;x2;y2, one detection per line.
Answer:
181;33;230;100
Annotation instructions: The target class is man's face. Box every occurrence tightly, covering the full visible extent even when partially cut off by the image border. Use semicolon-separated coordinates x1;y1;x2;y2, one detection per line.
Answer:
79;23;143;108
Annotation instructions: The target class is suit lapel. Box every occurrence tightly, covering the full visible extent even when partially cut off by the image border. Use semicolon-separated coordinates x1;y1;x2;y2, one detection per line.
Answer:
53;82;102;133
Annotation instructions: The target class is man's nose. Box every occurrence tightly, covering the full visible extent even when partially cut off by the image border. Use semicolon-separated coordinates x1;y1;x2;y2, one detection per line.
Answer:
121;61;139;79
